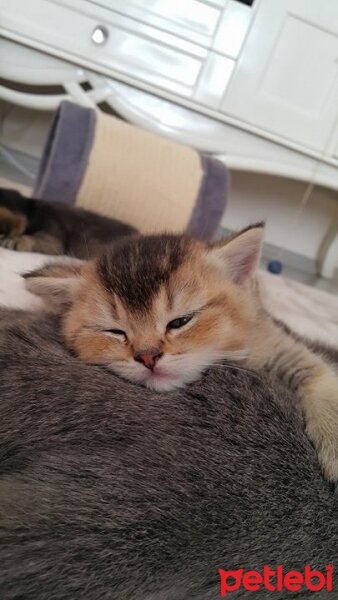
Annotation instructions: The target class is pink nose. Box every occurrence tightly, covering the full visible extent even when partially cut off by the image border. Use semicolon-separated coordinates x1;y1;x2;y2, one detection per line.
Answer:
134;349;163;371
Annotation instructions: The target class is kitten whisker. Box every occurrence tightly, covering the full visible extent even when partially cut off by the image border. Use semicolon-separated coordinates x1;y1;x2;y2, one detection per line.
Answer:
167;350;248;366
210;362;262;379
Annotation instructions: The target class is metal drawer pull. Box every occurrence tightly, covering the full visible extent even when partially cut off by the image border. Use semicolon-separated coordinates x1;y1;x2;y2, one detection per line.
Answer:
91;25;109;46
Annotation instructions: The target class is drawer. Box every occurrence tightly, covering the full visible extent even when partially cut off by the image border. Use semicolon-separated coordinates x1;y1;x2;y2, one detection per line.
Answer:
84;0;224;48
0;0;207;97
0;0;249;108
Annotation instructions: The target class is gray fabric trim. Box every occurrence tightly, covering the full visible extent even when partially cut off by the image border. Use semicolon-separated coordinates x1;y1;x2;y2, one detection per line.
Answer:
186;154;229;241
33;101;96;204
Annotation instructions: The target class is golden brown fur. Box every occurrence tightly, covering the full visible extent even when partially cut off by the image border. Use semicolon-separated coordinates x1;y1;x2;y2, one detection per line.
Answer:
25;226;338;481
63;250;253;373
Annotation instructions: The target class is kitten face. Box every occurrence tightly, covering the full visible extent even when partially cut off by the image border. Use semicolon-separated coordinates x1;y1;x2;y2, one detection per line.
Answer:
61;231;262;391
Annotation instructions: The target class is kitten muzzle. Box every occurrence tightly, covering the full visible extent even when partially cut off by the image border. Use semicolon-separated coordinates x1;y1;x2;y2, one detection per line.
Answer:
134;349;163;371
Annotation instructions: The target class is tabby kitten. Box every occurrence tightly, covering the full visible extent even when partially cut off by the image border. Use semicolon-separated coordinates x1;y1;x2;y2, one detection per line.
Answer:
25;225;338;481
0;188;137;258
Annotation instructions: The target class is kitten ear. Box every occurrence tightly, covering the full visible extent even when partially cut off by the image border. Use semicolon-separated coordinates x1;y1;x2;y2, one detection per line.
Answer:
24;260;83;309
207;224;264;284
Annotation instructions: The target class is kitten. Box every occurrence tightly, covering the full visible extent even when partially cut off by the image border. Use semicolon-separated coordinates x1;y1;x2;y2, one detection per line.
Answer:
25;225;338;481
0;307;337;599
0;188;137;258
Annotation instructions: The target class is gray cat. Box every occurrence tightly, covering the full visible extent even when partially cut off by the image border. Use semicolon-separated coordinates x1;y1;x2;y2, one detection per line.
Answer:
0;308;337;599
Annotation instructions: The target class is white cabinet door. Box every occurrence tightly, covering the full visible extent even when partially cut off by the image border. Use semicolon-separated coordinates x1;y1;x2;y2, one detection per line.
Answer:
221;0;338;153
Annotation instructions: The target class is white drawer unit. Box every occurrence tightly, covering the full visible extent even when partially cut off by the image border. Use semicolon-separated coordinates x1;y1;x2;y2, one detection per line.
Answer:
0;0;338;278
2;0;338;162
1;0;338;162
0;0;251;105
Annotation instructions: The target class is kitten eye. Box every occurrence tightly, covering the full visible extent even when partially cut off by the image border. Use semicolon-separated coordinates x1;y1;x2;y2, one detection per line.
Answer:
105;328;127;339
167;314;194;331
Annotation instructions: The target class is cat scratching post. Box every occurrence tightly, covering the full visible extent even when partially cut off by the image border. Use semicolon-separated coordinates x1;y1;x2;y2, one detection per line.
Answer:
33;101;228;240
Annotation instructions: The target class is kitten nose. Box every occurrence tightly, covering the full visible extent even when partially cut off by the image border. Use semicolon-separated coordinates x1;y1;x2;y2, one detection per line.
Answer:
134;349;163;371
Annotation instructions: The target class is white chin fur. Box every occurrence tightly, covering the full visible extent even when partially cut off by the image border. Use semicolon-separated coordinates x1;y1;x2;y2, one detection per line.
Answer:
143;371;200;392
111;348;247;392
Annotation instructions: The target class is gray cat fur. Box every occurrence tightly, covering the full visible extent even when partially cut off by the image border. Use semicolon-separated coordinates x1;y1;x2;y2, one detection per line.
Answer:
0;309;337;599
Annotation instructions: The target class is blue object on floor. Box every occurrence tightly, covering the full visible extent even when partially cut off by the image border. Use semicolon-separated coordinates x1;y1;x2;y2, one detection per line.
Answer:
267;260;283;274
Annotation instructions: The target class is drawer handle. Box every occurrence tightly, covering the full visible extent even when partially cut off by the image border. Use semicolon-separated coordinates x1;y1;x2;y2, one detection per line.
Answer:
91;25;109;46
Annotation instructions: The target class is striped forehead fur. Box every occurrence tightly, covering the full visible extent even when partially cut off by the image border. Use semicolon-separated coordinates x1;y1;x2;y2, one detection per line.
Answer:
97;234;195;311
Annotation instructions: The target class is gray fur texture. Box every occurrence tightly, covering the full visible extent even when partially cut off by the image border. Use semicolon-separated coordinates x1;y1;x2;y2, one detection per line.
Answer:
0;309;337;599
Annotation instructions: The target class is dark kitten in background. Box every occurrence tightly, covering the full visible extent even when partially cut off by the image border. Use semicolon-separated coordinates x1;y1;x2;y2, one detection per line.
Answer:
0;188;137;258
0;308;337;599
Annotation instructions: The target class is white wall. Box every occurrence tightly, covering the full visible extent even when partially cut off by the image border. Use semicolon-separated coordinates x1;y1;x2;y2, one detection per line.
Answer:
223;171;338;261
